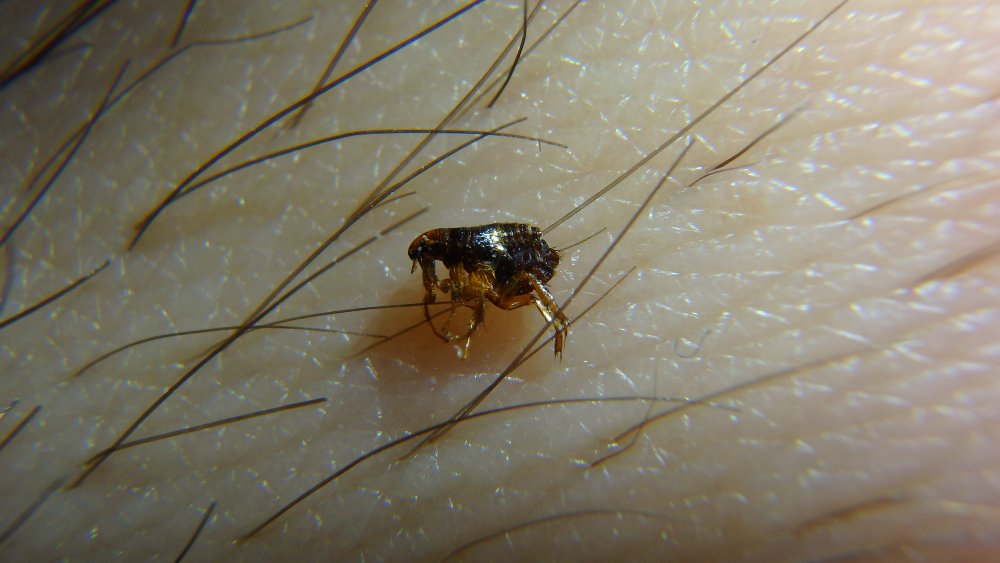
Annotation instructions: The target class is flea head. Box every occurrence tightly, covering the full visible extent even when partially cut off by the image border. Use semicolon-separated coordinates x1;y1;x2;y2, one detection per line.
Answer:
408;230;444;272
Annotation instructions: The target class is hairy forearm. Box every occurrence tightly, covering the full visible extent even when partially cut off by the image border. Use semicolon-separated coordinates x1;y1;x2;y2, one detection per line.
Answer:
1;1;998;560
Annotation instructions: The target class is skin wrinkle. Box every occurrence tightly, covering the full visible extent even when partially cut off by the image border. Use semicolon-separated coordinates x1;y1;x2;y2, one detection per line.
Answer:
1;0;998;561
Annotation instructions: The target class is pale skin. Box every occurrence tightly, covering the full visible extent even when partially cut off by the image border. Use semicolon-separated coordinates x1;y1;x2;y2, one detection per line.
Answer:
1;1;998;560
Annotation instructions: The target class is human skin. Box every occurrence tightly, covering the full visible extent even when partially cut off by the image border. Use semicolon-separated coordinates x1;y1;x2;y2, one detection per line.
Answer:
1;0;998;560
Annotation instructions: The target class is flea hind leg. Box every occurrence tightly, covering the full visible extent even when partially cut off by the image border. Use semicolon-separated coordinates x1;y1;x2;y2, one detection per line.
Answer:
525;273;568;357
491;273;568;357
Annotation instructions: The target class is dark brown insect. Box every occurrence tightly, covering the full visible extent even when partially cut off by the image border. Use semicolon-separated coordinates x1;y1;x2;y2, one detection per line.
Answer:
408;223;568;357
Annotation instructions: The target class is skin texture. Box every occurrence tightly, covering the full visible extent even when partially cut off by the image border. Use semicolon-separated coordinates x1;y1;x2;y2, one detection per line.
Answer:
2;0;999;560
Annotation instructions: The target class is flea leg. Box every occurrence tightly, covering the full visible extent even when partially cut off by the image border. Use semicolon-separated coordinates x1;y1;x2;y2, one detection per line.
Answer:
415;259;451;344
416;259;439;304
489;276;565;356
453;268;493;359
440;266;471;345
456;295;486;359
525;273;568;357
489;292;534;311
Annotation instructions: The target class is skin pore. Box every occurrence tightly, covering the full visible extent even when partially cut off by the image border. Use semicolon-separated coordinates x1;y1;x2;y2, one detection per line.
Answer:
2;0;998;560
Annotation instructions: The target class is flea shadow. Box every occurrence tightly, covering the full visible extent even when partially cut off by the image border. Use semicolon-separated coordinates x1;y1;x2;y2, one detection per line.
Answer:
358;283;551;383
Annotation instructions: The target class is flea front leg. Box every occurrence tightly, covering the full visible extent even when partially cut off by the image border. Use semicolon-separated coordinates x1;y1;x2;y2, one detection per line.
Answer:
414;258;440;304
414;259;450;344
